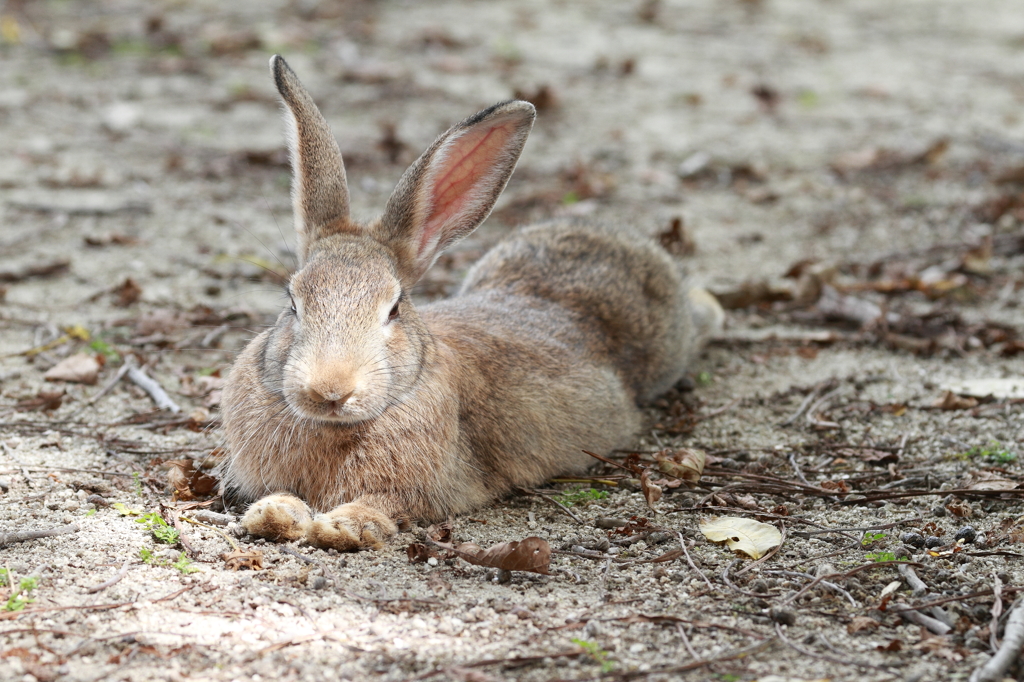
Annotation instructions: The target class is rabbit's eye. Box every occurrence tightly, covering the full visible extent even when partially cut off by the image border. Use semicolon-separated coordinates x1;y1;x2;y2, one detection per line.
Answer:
387;302;400;323
289;296;297;315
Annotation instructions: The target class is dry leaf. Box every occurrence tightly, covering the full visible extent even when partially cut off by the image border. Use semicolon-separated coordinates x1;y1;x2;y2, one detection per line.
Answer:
655;447;706;484
165;459;218;500
435;537;550;575
406;543;436;563
222;548;263;570
640;469;662;509
113;277;142;307
946;499;973;518
932;391;978;410
44;353;100;385
427;521;453;544
848;616;880;634
876;640;903;652
698;517;782;560
15;389;65;412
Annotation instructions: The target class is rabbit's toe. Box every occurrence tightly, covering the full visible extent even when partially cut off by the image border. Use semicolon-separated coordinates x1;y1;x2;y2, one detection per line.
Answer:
307;503;398;551
242;493;313;541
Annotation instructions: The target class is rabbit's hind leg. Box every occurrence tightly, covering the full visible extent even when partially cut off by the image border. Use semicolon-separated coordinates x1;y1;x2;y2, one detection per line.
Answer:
307;498;398;551
241;493;313;542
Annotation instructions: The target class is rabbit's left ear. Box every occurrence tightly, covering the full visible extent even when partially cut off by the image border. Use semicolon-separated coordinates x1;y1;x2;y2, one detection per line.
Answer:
375;101;535;286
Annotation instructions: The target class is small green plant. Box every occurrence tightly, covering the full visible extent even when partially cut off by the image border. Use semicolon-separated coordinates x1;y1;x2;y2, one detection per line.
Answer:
1;570;38;612
959;441;1017;465
865;551;907;563
197;367;219;377
555;487;609;507
861;531;886;546
132;471;144;497
717;675;742;682
571;638;614;673
84;508;96;517
696;371;713;386
140;548;199;574
112;502;141;516
137;513;179;544
89;339;120;362
172;553;200;575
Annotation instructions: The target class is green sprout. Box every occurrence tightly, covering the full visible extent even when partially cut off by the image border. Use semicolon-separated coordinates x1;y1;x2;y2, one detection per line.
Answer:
958;441;1017;465
89;338;120;362
172;553;200;575
133;471;144;497
555;487;609;507
572;638;614;673
865;551;907;563
1;570;38;612
112;502;141;516
696;371;713;386
140;548;199;574
861;531;886;546
136;513;179;544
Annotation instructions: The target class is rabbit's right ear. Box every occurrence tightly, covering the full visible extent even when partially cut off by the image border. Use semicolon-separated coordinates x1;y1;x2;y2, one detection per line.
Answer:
375;101;535;287
271;55;355;263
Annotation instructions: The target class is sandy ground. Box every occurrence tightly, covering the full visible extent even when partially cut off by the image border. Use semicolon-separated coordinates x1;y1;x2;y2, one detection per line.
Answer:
3;1;1024;680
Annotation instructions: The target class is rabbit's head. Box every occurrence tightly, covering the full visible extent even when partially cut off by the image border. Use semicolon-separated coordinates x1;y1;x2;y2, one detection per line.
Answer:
263;56;535;424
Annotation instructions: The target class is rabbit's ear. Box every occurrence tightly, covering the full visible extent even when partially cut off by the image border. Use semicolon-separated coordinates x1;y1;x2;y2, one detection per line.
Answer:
376;101;535;286
271;55;355;262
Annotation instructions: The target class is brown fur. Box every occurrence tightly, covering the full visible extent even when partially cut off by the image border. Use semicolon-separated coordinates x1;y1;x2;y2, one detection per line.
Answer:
221;56;723;550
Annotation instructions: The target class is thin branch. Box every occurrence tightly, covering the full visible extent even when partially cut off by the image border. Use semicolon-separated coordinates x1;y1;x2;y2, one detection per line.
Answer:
970;597;1024;682
0;523;78;547
84;559;130;594
773;622;897;677
125;357;180;413
515;487;584;525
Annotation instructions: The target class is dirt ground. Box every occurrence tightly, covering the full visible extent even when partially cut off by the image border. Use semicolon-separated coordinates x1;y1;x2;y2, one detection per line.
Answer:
3;1;1024;680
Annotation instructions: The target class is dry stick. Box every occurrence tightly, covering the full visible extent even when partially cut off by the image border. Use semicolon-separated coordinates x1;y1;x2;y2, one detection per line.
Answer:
67;362;132;418
675;622;700;660
0;523;78;547
805;385;843;429
84;558;131;594
764;570;858;608
773;621;897;677
675;531;712;589
888;604;951;635
777;560;923;607
721;559;780;598
515;487;584;525
125;357;180;414
989;572;1004;654
779;380;835;426
970;597;1024;682
898;563;929;598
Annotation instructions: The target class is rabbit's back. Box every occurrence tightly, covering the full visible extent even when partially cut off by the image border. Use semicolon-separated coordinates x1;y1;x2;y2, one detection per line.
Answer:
454;220;702;403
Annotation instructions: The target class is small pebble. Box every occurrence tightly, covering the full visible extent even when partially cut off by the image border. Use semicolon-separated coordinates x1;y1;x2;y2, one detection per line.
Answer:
595;517;628;529
900;532;926;549
310;576;328;590
0;478;9;493
769;608;796;626
749;579;770;594
932;506;946;517
86;494;109;507
924;536;944;549
954;526;977;544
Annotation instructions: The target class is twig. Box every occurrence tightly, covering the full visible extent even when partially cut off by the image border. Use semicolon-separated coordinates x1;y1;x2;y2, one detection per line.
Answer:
696;398;741;422
84;559;130;594
888;603;951;635
515;487;584;525
67;362;132;417
805;385;844;430
676;531;712;589
0;523;78;547
763;570;858;608
989;572;1004;653
778;561;923;607
675;622;699;660
125;357;180;414
970;597;1024;682
721;559;779;597
780;380;835;426
898;563;929;598
787;452;812;487
773;621;896;677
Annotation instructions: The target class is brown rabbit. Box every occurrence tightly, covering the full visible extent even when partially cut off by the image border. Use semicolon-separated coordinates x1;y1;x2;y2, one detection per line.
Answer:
219;55;723;551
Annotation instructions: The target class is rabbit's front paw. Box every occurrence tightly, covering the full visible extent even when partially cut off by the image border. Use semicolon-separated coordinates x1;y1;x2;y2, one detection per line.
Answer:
307;502;398;551
241;493;313;541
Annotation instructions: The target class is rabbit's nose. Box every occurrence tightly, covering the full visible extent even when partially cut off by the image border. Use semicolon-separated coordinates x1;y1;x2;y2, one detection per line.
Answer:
306;387;354;404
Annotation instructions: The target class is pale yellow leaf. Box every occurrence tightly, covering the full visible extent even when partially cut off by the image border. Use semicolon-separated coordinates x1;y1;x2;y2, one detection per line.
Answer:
698;516;781;560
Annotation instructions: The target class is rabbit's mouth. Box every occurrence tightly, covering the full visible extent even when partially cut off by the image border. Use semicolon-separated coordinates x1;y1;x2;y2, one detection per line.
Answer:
286;392;373;424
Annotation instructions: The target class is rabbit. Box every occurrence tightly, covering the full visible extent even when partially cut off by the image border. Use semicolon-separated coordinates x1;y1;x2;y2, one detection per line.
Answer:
218;55;724;551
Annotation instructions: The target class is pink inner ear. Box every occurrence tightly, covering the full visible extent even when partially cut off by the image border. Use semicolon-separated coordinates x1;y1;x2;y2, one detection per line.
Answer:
418;121;517;256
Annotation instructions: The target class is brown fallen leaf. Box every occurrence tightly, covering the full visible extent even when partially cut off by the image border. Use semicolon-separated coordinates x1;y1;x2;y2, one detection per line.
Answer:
932;391;978;410
433;537;551;575
654;447;706;484
658;217;696;257
945;499;973;518
113;277;142;307
848;616;880;634
0;259;70;283
876;639;903;652
16;389;65;412
44;353;100;385
222;548;263;570
165;459;219;501
427;521;453;544
640;469;662;510
406;543;436;564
